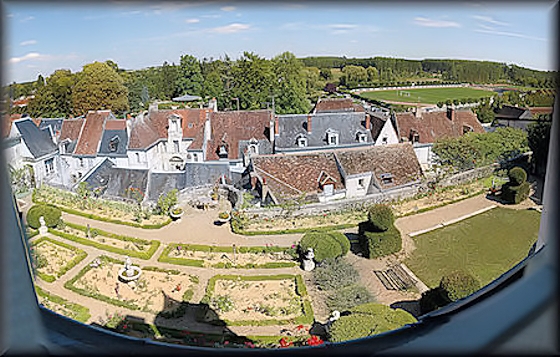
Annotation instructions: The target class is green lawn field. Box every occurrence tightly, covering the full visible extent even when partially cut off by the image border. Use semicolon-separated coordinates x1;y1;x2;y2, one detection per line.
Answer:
404;207;540;288
359;87;494;104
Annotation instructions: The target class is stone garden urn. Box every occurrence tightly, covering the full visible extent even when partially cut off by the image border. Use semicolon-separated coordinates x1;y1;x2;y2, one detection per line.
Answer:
302;248;316;271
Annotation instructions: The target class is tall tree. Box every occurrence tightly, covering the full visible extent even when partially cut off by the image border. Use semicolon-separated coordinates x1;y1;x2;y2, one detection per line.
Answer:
527;120;552;176
175;54;204;97
231;52;274;110
71;61;129;116
272;51;310;114
28;69;75;117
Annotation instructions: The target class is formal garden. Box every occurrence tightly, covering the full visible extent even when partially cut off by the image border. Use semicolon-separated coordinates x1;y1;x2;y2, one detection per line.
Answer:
25;165;542;348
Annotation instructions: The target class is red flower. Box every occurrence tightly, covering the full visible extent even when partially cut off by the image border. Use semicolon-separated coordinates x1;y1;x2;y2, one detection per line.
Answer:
122;324;128;330
224;341;229;345
279;338;292;348
296;324;305;331
306;335;324;346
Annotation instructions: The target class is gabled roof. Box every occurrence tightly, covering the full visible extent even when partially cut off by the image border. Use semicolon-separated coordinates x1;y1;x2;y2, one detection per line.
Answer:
128;108;210;150
13;118;57;159
206;110;272;161
395;109;484;144
38;118;64;137
335;143;423;187
74;111;114;156
370;113;390;141
58;118;85;155
82;158;149;200
313;98;364;113
275;112;371;150
98;119;128;156
252;151;343;200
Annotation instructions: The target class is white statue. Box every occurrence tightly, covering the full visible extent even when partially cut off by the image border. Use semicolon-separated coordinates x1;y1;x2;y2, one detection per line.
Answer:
302;248;316;271
38;216;48;236
328;310;341;323
124;256;134;276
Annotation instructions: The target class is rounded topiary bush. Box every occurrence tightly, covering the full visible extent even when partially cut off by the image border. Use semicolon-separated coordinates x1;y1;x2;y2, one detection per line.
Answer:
299;231;350;262
328;303;417;342
367;204;395;232
439;271;481;301
508;166;527;186
419;287;451;315
26;204;62;229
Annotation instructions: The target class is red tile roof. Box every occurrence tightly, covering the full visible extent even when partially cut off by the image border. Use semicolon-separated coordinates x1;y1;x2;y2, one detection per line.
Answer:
528;107;553;116
128;108;211;150
2;114;22;138
59;118;85;142
395;109;484;144
74;111;112;156
335;143;423;187
252;151;343;200
314;98;364;113
206;110;272;161
104;119;127;130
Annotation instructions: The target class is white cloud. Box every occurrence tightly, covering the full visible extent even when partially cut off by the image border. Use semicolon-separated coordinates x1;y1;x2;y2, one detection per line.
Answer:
186;18;200;23
210;23;250;34
20;40;37;46
472;15;509;26
20;15;35;23
202;14;221;19
9;52;44;64
221;6;236;12
414;17;461;28
475;29;546;42
328;24;358;30
478;24;495;31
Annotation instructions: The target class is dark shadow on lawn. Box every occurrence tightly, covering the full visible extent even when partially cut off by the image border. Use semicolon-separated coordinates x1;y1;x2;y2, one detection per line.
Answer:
344;232;365;256
390;299;422;319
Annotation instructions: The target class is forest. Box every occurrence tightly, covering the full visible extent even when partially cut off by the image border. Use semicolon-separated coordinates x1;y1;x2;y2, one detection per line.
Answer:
4;52;557;118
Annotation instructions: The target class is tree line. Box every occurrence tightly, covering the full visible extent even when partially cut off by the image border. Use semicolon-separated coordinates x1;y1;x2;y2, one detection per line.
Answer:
4;53;557;118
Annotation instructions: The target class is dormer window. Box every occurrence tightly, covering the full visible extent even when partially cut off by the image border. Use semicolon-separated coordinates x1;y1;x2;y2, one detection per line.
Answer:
248;143;258;155
218;144;228;158
382;136;388;145
326;129;339;146
380;173;393;185
410;130;420;144
109;136;120;152
463;124;473;134
357;132;368;143
296;134;308;148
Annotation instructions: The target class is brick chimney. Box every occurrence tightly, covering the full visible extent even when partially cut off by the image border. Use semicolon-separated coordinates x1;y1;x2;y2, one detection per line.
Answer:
415;106;422;119
307;115;312;134
446;107;455;121
365;114;371;130
274;116;279;136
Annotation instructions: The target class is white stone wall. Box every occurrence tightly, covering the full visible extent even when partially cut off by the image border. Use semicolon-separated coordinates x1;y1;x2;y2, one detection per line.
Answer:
374;119;399;146
344;173;373;198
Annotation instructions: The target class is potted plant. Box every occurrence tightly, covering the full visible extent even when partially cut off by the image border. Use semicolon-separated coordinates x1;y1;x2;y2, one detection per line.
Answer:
169;206;184;220
218;211;231;223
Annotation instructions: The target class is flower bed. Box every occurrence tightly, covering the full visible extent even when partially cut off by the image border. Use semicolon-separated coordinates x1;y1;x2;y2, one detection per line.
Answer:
33;185;171;229
200;274;313;326
65;256;198;315
30;236;87;282
35;285;91;323
49;222;160;260
158;243;297;269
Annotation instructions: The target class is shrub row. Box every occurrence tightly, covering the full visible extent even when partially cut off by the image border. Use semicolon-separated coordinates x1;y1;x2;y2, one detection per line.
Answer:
49;225;160;260
419;271;481;315
31;236;88;282
35;285;91;323
328;303;417;343
232;222;356;236
26;204;62;229
367;204;395;232
299;231;350;262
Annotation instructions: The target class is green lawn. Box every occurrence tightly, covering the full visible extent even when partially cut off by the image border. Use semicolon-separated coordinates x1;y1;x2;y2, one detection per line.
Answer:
359;87;494;104
404;207;540;288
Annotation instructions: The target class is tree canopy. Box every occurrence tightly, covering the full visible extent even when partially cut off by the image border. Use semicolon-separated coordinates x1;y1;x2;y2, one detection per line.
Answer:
71;61;129;116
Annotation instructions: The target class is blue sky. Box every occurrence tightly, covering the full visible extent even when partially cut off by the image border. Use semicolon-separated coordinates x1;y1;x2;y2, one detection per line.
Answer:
3;1;557;84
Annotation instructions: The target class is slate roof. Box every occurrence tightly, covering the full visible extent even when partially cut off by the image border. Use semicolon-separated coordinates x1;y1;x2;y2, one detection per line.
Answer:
275;112;372;150
335;143;423;188
395;109;484;144
38;118;64;137
494;105;533;120
206;110;272;161
98;121;128;157
184;163;231;187
369;112;390;141
147;172;186;200
82;159;149;200
13;118;57;159
74;111;114;156
252;152;343;200
314;98;364;113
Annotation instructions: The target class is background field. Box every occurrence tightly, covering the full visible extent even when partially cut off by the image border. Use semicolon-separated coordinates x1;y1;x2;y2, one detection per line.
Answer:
359;87;495;104
404;207;540;288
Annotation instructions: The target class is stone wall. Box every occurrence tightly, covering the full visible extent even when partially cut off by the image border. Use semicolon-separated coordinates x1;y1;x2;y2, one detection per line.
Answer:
438;164;498;188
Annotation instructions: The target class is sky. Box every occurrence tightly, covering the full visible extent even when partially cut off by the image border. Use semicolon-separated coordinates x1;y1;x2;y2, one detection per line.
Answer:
2;1;557;84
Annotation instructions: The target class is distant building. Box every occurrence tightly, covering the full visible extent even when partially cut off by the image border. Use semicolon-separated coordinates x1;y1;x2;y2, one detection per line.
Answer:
493;105;553;131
